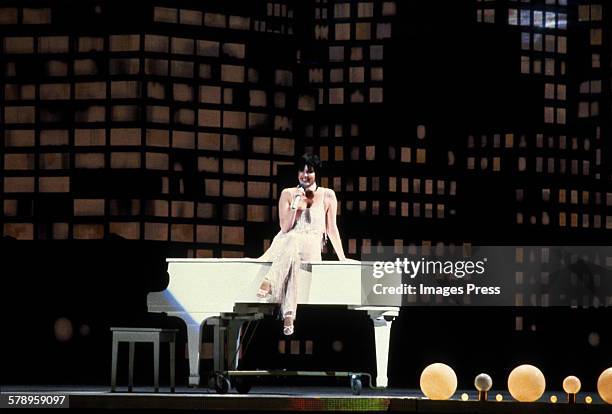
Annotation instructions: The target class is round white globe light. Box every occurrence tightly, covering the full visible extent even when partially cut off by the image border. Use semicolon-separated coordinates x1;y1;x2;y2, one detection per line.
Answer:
475;373;493;392
419;363;457;400
562;376;581;394
598;367;612;404
507;364;546;402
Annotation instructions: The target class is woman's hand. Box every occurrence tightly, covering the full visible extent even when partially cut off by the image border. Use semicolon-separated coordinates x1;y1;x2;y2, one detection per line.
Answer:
294;187;309;210
280;188;302;232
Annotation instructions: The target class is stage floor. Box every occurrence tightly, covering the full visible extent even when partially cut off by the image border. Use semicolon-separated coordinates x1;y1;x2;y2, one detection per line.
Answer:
0;385;608;412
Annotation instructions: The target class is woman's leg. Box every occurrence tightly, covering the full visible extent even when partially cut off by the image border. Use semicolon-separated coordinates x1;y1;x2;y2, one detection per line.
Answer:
281;237;320;334
280;236;300;335
281;265;298;335
255;232;286;298
255;231;301;335
257;233;299;304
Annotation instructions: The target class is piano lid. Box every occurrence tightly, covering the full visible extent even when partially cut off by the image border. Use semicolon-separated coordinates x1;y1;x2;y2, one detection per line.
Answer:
165;258;372;265
166;258;270;263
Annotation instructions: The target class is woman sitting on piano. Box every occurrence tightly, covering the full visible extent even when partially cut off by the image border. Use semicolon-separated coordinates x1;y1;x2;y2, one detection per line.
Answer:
256;153;354;336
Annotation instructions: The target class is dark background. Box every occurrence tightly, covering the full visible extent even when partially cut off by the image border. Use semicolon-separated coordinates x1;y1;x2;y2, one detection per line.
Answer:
1;0;610;392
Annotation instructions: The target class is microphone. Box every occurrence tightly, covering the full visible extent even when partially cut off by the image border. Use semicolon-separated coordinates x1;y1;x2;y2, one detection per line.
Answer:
290;186;303;210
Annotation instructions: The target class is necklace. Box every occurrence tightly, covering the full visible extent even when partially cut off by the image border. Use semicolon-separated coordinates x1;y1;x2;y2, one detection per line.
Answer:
301;183;318;192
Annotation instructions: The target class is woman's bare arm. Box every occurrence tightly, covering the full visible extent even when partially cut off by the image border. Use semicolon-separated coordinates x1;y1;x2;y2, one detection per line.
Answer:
279;188;302;233
325;189;348;260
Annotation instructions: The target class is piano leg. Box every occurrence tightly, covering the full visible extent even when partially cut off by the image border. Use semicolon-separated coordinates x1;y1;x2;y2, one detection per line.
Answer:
168;312;220;387
228;319;248;370
227;320;243;370
186;323;205;387
212;321;226;373
367;309;398;388
211;319;243;372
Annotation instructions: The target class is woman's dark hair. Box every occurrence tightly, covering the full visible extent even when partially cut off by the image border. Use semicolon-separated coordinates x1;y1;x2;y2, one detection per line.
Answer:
295;153;322;173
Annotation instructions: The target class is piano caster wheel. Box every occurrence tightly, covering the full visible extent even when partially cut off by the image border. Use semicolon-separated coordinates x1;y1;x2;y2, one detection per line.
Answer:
350;375;362;395
232;377;253;394
214;374;230;394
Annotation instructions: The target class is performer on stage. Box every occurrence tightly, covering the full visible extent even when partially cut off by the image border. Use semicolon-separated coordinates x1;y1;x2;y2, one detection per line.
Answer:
256;153;353;335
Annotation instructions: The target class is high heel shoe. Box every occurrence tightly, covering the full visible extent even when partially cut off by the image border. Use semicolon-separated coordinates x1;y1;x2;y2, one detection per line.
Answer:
256;288;271;303
256;288;271;298
283;315;294;336
283;324;294;336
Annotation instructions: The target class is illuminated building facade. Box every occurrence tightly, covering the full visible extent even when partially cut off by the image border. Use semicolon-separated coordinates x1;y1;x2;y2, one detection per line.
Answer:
3;1;608;257
470;0;611;238
2;0;301;258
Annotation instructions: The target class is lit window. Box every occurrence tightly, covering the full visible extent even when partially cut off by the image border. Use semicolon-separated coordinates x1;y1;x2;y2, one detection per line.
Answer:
335;23;350;41
545;12;555;29
558;13;567;29
508;9;518;25
355;23;371;40
520;56;530;74
330;68;344;83
533;11;543;27
329;46;344;62
329;88;344;104
389;201;396;216
467;157;475;170
545;35;555;53
221;65;244;83
544;107;554;123
556;108;566;124
521;32;530;50
376;23;391;39
520;10;530;26
334;3;350;18
590;29;602;46
416;149;426;163
154;7;177;24
180;9;202;25
558;36;567;54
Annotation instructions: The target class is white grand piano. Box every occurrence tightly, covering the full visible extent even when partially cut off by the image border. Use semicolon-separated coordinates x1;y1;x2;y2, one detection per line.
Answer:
147;258;399;387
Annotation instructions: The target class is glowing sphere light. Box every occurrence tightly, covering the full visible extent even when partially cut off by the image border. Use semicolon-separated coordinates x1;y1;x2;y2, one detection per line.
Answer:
475;373;493;392
507;364;546;402
474;373;492;401
563;376;581;394
419;363;457;400
598;367;612;404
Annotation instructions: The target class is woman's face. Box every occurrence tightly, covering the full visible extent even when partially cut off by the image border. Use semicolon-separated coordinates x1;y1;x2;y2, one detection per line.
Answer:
298;165;316;188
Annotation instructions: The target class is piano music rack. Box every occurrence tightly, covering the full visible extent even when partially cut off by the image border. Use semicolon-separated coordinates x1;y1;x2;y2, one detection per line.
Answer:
211;369;380;395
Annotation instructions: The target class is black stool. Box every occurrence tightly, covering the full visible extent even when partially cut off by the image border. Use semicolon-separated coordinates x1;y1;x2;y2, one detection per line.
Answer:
110;327;177;392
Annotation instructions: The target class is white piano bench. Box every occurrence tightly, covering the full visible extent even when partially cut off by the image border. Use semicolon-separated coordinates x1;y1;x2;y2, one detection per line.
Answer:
110;327;178;393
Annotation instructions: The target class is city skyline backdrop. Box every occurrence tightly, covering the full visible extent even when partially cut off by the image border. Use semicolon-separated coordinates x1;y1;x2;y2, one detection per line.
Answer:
1;0;610;389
